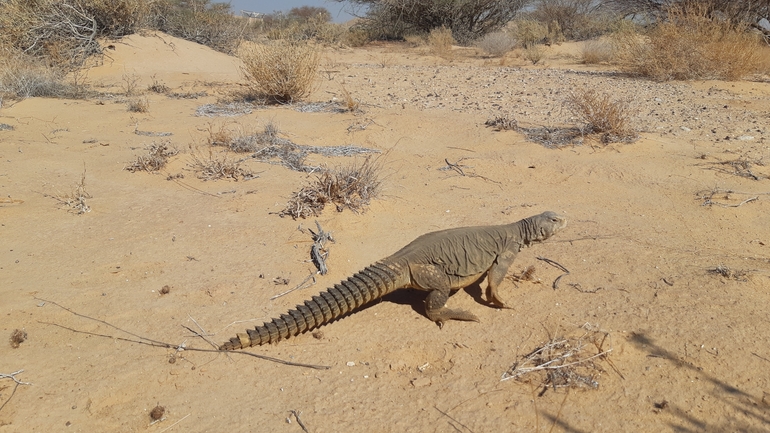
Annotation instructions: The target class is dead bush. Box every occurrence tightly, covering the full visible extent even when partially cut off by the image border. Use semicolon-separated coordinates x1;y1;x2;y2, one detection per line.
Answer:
344;27;372;47
501;325;614;394
188;149;254;181
127;97;150;112
156;0;246;54
565;89;636;143
10;329;27;349
281;157;382;219
512;19;548;48
524;45;546;64
125;141;179;172
477;31;516;57
428;26;455;59
45;167;92;214
0;53;83;99
612;3;768;81
581;38;615;64
239;41;321;103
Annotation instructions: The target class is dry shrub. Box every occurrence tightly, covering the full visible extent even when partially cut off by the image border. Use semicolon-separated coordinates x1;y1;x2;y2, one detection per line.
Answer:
188;149;254;181
0;53;83;99
581;38;615;64
501;326;614;393
46;167;92;214
10;329;27;349
512;19;548;48
523;45;546;64
339;83;360;112
344;27;372;47
125;141;178;172
239;41;321;103
404;34;426;47
281;157;382;219
427;27;455;59
156;0;246;54
127;97;150;112
613;3;767;81
477;31;516;57
565;89;636;143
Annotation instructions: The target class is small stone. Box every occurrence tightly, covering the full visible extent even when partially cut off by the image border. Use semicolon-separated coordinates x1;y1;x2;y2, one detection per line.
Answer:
737;135;754;141
346;361;355;367
680;126;691;132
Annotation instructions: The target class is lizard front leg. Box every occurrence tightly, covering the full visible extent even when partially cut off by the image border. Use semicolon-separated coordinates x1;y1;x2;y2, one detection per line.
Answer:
485;249;519;308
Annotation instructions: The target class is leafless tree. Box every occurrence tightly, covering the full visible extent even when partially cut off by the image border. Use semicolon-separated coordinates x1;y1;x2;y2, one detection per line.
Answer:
336;0;529;44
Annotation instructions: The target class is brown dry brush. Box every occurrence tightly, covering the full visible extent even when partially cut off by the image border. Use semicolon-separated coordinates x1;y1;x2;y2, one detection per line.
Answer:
281;156;383;219
239;41;321;103
188;149;254;181
564;89;637;143
125;141;179;172
502;327;615;394
611;2;768;81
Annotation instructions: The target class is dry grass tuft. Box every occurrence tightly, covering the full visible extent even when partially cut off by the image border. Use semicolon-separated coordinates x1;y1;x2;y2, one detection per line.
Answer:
708;264;749;281
46;167;92;214
239;41;321;103
127;97;150;112
485;115;518;131
477;31;516;57
612;3;768;81
523;45;545;65
564;89;636;143
581;38;615;64
502;326;614;394
281;156;382;219
125;141;179;172
427;26;455;59
188;149;254;181
339;82;360;112
10;329;27;349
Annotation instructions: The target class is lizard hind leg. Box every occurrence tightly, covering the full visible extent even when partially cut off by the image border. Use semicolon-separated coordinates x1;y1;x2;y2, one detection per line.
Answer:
425;289;479;328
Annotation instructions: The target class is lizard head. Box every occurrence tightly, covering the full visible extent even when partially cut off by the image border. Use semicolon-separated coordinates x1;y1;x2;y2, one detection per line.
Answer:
524;211;567;244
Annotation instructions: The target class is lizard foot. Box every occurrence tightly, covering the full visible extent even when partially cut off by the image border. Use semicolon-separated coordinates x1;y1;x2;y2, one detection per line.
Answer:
427;308;480;328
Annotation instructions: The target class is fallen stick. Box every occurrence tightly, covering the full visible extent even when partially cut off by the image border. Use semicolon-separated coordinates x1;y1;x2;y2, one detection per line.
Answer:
36;298;330;370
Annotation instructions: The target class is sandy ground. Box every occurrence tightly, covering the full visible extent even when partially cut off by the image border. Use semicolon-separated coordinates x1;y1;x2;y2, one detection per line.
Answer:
2;32;769;432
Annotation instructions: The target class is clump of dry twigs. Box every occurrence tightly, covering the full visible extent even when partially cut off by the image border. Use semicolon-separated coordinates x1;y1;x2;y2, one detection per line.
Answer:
280;156;382;219
127;97;150;113
564;89;637;144
707;264;749;282
485;115;518;131
45;167;92;214
125;141;179;172
188;149;254;181
9;329;27;348
501;326;616;394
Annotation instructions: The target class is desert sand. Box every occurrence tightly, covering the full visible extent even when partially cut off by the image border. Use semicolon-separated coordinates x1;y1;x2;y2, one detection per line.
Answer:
1;32;769;432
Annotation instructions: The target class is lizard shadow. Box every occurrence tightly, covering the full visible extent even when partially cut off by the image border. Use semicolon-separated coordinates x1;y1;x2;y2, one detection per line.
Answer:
381;277;497;321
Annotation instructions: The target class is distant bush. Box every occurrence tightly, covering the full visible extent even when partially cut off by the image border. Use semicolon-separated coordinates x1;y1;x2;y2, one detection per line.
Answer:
157;0;246;54
612;3;768;80
581;38;615;64
355;0;528;44
512;19;549;48
477;31;516;57
427;27;455;59
239;42;321;103
529;0;620;41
